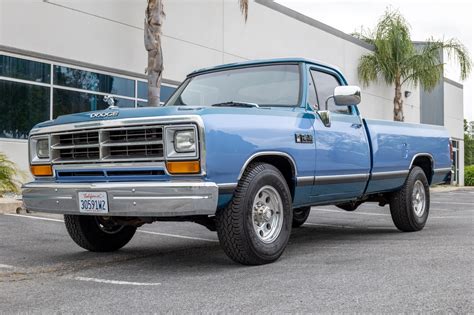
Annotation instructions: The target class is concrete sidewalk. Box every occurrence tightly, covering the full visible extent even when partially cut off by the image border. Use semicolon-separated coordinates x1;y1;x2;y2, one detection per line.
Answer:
0;198;23;214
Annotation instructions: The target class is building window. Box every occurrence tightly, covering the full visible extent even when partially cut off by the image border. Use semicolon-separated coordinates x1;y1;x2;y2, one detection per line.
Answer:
452;140;459;185
0;80;50;139
53;89;135;117
137;81;176;105
0;55;50;83
54;66;135;97
0;53;177;139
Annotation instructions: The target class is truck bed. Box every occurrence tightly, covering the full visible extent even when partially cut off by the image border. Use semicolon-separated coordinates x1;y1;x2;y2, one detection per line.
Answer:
364;119;451;194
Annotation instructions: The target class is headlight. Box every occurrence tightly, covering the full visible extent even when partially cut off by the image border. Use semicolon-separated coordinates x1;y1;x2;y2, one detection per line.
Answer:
30;136;51;164
165;125;199;160
36;139;50;158
174;130;196;153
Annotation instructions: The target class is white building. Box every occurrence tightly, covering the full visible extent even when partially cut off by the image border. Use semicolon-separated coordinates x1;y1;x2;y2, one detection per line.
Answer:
0;0;465;185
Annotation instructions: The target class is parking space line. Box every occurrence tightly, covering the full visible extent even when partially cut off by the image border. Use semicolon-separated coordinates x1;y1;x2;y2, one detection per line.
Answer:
4;213;64;222
311;209;471;220
3;213;218;243
0;264;15;269
431;216;473;219
74;276;161;286
138;230;218;243
431;201;474;206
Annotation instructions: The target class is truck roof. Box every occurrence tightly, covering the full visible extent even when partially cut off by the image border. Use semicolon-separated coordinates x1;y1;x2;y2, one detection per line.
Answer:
188;57;344;77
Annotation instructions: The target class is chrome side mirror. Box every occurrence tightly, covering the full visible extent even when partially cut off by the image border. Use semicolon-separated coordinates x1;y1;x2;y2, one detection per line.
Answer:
333;86;361;106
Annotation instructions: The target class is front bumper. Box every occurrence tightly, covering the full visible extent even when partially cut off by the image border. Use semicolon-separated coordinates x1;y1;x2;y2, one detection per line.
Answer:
22;181;218;217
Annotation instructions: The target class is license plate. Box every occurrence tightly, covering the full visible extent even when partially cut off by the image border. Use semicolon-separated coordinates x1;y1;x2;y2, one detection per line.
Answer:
78;192;109;214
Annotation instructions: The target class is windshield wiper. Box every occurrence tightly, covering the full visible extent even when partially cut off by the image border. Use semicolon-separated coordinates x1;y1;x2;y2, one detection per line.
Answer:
211;101;260;108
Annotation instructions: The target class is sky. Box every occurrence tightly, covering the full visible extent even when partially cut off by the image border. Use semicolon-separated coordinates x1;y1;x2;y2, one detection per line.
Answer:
277;0;474;121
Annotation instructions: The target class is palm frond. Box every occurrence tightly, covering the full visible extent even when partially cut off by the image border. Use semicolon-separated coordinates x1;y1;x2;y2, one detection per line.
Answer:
351;26;375;45
358;54;379;87
425;38;472;80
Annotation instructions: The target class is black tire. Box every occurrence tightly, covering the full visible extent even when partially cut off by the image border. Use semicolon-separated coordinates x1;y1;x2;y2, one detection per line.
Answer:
216;163;292;265
292;206;311;227
389;166;430;232
64;215;136;252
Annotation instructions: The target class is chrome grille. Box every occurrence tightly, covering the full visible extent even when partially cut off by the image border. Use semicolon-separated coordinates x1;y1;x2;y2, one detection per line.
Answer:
108;127;162;143
51;125;164;164
59;132;99;145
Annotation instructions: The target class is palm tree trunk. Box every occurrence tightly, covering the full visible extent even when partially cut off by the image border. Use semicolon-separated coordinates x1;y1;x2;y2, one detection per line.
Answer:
145;0;164;107
393;76;404;122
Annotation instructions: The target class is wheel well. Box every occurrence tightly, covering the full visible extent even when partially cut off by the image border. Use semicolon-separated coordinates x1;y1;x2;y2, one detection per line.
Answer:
245;155;296;200
411;155;433;184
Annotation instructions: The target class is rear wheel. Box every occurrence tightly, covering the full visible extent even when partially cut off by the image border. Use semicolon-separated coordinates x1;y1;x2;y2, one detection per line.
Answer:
389;166;430;232
64;215;136;252
216;163;292;265
292;206;311;227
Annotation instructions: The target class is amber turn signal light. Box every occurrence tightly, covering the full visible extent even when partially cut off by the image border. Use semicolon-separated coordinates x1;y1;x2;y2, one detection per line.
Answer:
166;161;200;174
30;165;53;176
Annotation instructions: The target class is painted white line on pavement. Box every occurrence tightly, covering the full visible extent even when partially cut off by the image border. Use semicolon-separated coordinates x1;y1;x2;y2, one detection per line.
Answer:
0;264;15;269
74;276;161;286
305;222;356;229
312;209;472;220
4;213;218;243
138;230;218;243
431;201;474;206
431;216;473;219
4;213;64;222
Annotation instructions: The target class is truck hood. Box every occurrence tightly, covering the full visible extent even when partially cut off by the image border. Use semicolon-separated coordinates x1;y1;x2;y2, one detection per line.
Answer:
33;106;308;129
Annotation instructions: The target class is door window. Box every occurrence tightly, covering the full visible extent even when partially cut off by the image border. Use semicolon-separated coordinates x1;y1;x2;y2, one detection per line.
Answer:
311;70;350;114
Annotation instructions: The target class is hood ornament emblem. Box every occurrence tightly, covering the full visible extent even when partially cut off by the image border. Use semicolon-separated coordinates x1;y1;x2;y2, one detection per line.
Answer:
104;95;119;109
89;95;120;118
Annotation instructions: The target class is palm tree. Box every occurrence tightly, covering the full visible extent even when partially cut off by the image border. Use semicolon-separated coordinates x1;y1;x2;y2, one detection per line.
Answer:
145;0;249;106
355;9;471;121
0;153;20;196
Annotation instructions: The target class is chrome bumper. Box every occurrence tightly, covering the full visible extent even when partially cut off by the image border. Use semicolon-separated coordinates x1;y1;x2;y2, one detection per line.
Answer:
22;181;218;217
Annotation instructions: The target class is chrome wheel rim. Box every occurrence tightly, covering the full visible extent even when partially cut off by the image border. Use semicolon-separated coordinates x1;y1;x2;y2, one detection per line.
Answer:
412;180;426;217
252;185;284;243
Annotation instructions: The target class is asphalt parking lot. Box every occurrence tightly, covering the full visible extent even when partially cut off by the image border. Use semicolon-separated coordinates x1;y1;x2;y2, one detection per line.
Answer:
0;188;472;313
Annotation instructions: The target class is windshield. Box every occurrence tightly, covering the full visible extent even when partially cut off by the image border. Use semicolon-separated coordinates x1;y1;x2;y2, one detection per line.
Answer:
166;64;301;107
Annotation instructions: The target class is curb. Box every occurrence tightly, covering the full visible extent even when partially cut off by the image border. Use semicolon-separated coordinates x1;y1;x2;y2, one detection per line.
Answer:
0;198;24;214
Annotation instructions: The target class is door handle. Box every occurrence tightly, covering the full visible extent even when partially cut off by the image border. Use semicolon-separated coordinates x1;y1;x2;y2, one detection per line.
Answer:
351;123;362;129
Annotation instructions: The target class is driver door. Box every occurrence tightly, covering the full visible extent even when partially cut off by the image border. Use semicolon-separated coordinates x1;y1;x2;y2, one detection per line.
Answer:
307;68;371;202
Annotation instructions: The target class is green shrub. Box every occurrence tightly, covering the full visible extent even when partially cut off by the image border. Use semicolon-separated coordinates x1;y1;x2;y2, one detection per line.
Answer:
0;152;21;196
465;165;474;186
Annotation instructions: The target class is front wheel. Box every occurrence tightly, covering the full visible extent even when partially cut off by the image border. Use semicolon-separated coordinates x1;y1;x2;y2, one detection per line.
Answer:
216;163;292;265
389;166;430;232
64;215;136;252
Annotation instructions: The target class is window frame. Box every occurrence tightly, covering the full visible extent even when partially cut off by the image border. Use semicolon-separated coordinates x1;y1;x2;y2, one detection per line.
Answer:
307;65;356;115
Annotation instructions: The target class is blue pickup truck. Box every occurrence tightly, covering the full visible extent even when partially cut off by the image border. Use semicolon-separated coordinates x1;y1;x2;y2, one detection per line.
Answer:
23;58;452;265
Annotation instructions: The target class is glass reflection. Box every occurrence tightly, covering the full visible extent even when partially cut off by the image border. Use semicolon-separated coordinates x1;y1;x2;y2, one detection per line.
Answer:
0;80;50;139
53;89;134;118
54;66;134;97
0;55;50;83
